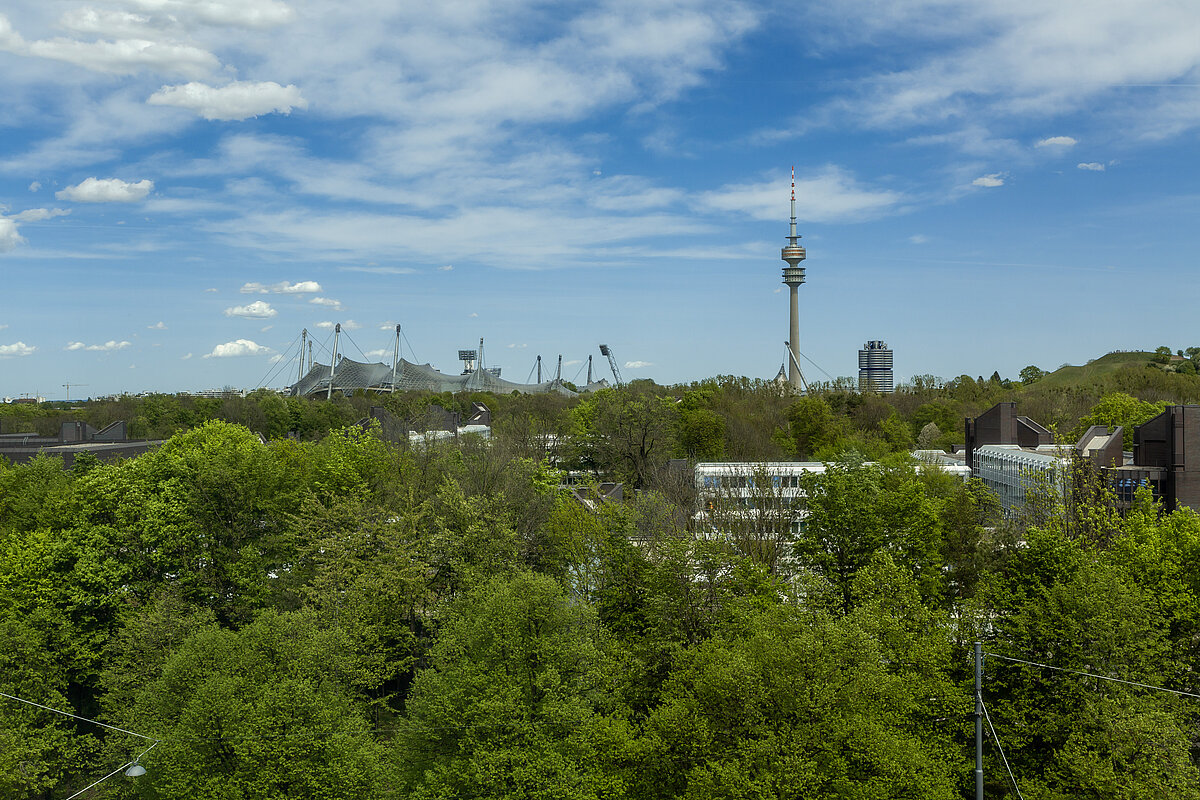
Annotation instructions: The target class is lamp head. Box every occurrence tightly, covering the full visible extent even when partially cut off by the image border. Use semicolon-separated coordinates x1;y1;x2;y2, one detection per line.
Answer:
124;763;146;778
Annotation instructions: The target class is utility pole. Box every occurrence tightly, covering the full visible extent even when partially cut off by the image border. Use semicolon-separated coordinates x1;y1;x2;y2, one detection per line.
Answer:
975;641;984;800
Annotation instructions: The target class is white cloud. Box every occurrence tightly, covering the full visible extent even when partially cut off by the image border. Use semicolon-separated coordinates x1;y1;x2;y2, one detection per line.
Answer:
909;234;929;244
972;173;1005;187
0;14;220;78
28;182;40;192
68;340;131;352
0;342;35;358
268;353;284;363
204;339;273;358
260;324;273;332
205;288;219;292
437;264;454;271
809;2;1200;142
506;343;527;349
364;348;390;358
1036;136;1078;148
0;324;8;330
0;208;70;252
240;280;321;294
0;219;24;253
181;352;193;360
224;300;277;318
57;177;154;203
315;320;361;330
121;0;295;29
338;266;416;275
147;321;167;329
1077;162;1106;171
13;207;70;222
468;312;479;318
310;296;343;310
148;81;307;121
564;359;582;366
624;360;652;369
699;166;903;223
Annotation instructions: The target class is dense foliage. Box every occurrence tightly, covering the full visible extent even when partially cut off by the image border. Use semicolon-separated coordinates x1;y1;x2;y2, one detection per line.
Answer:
7;353;1200;798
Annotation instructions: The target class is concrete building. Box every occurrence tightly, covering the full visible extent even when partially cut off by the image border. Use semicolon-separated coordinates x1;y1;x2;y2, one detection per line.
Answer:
858;340;894;393
0;420;163;467
1108;405;1200;512
965;401;1200;515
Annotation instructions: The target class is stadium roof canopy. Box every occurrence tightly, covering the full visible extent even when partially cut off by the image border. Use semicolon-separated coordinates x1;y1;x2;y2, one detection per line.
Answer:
289;357;609;397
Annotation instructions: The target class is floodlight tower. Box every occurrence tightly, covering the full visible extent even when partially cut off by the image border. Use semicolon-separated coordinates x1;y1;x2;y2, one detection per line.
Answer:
781;167;807;390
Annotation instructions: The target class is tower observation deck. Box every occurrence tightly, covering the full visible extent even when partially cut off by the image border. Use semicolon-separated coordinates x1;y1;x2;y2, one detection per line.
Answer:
781;167;807;390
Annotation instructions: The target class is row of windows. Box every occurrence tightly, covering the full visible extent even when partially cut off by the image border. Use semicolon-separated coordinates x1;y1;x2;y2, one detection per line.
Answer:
699;474;805;490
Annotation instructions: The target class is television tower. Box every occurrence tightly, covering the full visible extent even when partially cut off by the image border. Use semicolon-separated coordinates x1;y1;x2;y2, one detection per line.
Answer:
781;167;807;390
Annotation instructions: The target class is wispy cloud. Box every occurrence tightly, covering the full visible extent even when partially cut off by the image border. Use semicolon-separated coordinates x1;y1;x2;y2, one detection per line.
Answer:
66;340;131;352
224;300;277;318
56;177;153;203
1036;136;1077;148
0;341;35;358
972;173;1005;188
240;280;321;294
204;339;273;358
1077;162;1105;171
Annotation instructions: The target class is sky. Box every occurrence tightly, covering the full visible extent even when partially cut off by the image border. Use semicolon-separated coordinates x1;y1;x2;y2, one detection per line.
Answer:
3;0;1200;398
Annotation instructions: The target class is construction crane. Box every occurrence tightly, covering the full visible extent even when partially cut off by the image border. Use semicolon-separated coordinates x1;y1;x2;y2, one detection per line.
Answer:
62;382;88;402
598;344;623;387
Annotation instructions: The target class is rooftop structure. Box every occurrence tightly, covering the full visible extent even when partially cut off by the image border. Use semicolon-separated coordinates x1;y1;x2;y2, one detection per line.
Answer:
288;327;607;398
0;420;163;467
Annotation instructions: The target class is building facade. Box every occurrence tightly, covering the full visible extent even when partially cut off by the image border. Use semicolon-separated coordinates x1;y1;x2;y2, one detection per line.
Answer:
858;340;894;393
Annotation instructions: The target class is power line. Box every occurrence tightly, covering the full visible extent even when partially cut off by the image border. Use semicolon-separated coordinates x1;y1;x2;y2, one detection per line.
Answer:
985;652;1200;701
980;698;1024;800
0;691;157;741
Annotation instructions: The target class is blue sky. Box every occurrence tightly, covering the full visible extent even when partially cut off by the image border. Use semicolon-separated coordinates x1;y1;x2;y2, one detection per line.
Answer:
2;0;1200;398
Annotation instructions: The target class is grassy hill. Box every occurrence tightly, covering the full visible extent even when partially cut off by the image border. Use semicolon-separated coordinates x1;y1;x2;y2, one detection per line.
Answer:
1033;351;1158;390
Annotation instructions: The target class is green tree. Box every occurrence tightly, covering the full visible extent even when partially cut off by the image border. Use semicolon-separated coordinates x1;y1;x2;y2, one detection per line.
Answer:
397;571;633;800
637;594;963;800
786;395;841;459
119;610;386;799
1072;392;1167;450
1020;365;1046;384
795;461;944;609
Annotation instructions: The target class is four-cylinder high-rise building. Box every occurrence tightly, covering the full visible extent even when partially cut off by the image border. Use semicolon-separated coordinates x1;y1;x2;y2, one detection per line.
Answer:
858;340;894;393
781;167;807;390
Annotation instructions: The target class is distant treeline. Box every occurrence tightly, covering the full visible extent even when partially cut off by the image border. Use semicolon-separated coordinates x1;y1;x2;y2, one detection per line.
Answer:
6;349;1200;485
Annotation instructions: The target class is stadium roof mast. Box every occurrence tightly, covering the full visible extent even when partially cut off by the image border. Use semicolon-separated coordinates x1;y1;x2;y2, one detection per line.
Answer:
781;166;808;392
327;323;340;400
586;355;593;385
391;324;401;392
298;329;308;383
599;344;623;387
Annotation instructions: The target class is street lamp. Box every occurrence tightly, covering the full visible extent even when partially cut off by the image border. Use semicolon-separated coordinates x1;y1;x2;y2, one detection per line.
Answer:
63;742;158;800
0;691;159;798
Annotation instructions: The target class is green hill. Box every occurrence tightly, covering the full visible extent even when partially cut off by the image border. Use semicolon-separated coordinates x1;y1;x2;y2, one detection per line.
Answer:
1033;351;1158;390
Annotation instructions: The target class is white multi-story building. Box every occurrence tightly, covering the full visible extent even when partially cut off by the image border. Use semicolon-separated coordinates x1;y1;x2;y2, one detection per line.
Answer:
971;443;1071;515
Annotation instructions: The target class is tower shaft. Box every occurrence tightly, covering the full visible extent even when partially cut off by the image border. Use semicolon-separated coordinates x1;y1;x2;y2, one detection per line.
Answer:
781;167;807;390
